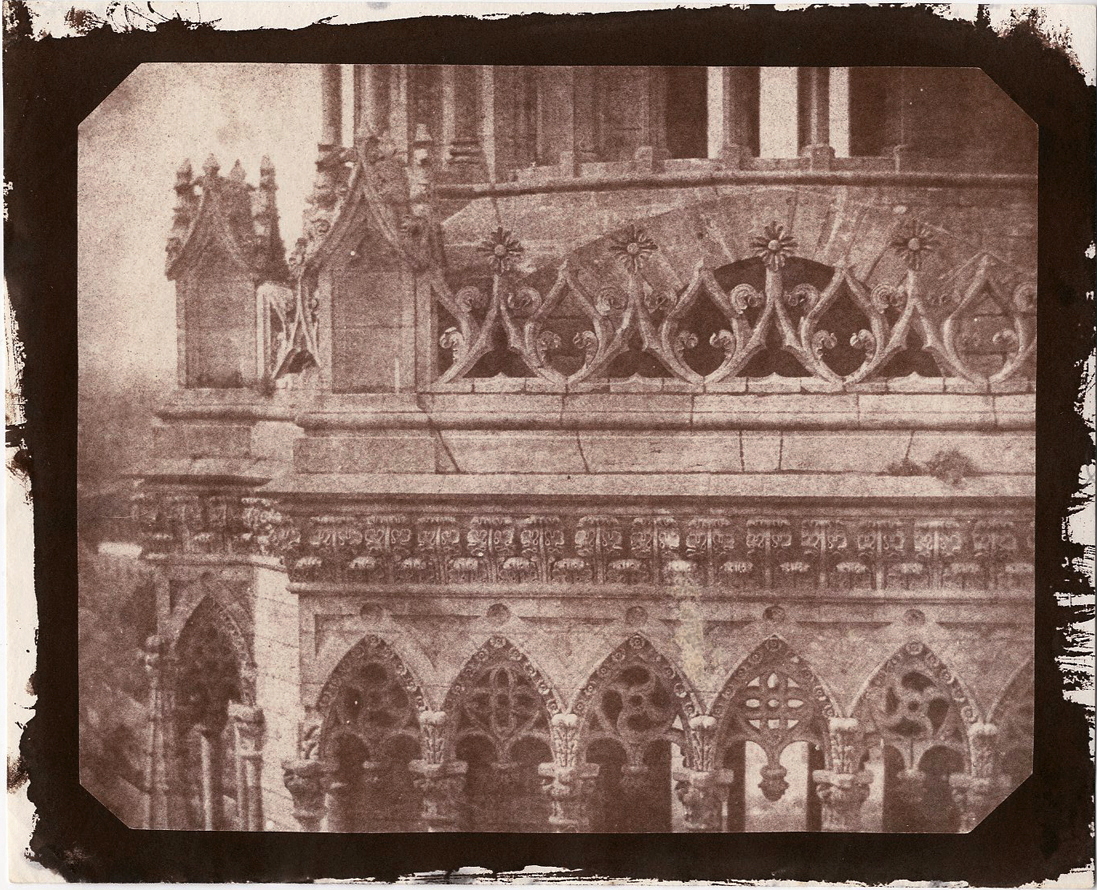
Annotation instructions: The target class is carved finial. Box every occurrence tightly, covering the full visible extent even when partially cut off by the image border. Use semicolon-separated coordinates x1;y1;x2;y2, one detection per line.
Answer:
202;154;220;178
414;123;433;146
259;155;276;190
175;159;193;188
229;159;246;183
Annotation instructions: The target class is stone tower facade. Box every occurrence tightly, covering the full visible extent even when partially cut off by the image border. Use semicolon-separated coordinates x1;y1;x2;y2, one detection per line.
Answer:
85;65;1036;834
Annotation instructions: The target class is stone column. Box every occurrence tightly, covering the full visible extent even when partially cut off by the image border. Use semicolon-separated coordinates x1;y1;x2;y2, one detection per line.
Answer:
479;66;498;181
950;723;1011;832
326;759;386;833
141;635;169;830
229;703;265;831
673;715;733;832
197;725;221;830
799;67;834;169
635;66;668;171
707;67;755;167
441;65;483;170
409;711;467;831
812;717;873;831
538;714;599;832
886;67;916;170
320;64;343;149
537;65;601;173
355;65;391;141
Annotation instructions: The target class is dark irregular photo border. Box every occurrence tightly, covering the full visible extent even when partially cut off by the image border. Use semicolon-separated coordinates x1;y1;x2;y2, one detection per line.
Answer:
4;4;1094;883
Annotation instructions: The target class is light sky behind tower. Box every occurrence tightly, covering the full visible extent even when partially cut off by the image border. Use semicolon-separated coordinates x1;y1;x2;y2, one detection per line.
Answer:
78;63;322;397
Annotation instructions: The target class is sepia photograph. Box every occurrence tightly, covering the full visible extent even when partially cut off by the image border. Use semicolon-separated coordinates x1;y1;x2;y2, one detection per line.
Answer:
77;61;1038;835
6;3;1093;883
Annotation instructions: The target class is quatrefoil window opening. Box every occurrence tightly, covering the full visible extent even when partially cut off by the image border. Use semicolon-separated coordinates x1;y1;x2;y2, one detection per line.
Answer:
330;659;413;741
458;662;548;749
742;671;807;733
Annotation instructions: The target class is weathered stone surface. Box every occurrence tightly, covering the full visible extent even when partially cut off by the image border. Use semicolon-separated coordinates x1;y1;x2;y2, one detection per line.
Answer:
294;433;436;474
440;431;588;474
780;431;910;473
907;431;1035;476
577;431;742;473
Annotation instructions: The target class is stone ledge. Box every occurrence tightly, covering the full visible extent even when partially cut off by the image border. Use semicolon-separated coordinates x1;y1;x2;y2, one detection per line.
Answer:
285;391;1034;432
259;472;1035;501
286;581;1035;604
134;457;286;484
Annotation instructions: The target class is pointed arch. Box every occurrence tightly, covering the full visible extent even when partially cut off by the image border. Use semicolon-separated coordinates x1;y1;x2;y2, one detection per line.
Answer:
169;595;252;830
989;657;1033;783
444;635;562;721
315;634;427;763
569;633;700;832
851;640;979;771
168;574;252;652
711;635;837;761
572;633;702;758
442;636;558;831
172;595;253;712
989;657;1034;726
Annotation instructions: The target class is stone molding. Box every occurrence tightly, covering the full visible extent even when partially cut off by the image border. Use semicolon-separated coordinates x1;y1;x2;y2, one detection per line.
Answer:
133;490;1034;593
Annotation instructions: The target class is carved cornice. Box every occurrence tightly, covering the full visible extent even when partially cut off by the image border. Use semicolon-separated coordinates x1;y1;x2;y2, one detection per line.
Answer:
133;490;1034;593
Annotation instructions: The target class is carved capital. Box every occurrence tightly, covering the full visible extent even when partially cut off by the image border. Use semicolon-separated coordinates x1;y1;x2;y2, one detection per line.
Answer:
825;716;867;775
549;713;581;768
686;714;719;772
673;767;733;832
813;768;873;831
282;759;333;832
408;759;468;831
417;710;451;765
228;703;265;757
949;771;1012;832
142;634;167;681
537;762;600;832
950;722;1010;831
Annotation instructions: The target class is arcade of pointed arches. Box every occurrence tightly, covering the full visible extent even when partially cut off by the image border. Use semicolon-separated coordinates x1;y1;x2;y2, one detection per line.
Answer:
161;605;1032;833
308;633;1030;833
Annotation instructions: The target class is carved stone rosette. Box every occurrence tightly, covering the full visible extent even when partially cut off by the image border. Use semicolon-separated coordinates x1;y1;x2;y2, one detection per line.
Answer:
812;717;873;832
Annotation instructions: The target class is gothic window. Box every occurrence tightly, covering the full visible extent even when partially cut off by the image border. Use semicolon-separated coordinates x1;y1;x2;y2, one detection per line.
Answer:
318;635;425;831
855;641;975;832
574;635;698;832
711;637;833;831
664;67;709;160
171;598;248;830
445;637;556;831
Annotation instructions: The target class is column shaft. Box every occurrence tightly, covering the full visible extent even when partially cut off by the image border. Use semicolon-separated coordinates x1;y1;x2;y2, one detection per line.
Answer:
320;64;343;148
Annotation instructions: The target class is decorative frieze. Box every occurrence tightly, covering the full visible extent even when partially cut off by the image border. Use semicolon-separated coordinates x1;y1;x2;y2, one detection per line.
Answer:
433;222;1035;391
136;491;1034;594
